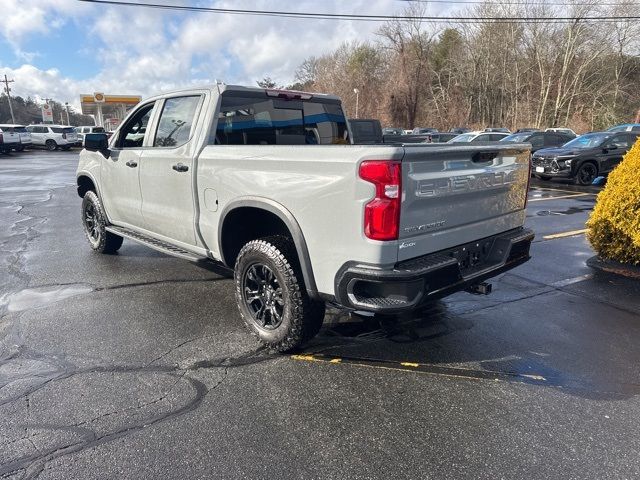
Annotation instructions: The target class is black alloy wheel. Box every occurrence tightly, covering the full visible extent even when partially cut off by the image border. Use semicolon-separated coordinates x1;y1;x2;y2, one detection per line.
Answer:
576;163;597;186
83;201;100;244
242;263;285;330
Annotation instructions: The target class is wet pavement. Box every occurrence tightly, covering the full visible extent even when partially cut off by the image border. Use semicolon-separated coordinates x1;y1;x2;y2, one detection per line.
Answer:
1;150;639;479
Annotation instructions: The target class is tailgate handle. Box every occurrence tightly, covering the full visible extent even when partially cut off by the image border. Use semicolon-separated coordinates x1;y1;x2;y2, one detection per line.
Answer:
472;151;498;163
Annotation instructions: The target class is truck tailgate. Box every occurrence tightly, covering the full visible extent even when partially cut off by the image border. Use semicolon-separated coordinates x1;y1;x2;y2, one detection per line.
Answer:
398;144;530;262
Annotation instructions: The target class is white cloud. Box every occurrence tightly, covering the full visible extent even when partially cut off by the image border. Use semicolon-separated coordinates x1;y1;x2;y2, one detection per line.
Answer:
0;0;458;105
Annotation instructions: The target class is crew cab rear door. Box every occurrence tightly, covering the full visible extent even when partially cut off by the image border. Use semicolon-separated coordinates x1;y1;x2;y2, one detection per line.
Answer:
398;144;530;262
139;94;205;246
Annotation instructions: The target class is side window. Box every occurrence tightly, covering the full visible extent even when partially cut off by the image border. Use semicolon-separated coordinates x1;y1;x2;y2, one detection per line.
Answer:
117;102;156;149
610;135;630;149
153;96;200;148
530;135;544;148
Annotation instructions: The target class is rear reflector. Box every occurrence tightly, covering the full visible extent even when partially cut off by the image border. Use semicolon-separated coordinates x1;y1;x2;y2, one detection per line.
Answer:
359;160;402;241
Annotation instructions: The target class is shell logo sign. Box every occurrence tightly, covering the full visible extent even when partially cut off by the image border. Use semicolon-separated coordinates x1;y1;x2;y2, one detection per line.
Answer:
41;103;53;123
94;92;105;103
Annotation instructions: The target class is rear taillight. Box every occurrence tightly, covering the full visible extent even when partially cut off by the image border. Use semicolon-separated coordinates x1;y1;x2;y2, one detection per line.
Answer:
359;160;402;241
62;133;67;139
0;133;3;143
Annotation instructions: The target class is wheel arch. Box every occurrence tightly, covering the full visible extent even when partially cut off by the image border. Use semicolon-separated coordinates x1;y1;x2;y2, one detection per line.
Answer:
218;197;318;298
77;173;98;198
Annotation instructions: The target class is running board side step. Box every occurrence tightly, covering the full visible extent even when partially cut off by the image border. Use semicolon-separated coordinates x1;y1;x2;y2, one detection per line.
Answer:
106;225;206;262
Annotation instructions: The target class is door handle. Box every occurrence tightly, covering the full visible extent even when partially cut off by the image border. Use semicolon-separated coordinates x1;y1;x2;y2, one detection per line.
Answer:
125;160;138;168
172;163;189;172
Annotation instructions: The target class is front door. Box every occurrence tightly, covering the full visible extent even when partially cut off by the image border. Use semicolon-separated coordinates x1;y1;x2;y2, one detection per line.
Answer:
100;101;158;228
599;134;630;174
139;94;204;245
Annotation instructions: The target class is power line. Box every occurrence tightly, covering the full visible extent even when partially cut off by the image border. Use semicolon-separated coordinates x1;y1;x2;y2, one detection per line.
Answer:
76;0;640;23
394;0;634;6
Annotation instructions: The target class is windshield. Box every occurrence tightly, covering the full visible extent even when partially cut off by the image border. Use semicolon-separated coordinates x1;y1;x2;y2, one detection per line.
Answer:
448;133;475;143
563;133;611;149
500;133;531;143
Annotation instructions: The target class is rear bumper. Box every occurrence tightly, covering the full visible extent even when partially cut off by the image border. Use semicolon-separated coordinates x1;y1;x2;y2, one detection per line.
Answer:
334;227;534;313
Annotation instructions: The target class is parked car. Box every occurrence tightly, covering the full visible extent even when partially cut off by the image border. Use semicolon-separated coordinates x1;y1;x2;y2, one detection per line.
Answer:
0;124;30;152
430;132;458;143
412;127;438;134
607;123;640;133
484;127;511;133
531;131;640;185
449;127;471;134
76;125;106;146
382;127;404;135
545;127;577;136
349;119;383;144
77;84;533;351
448;131;510;143
27;125;78;151
500;130;575;154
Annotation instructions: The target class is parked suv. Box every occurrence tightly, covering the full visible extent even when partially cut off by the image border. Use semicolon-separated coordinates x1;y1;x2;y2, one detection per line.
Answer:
27;125;78;151
500;130;575;154
0;125;32;151
0;125;21;153
76;125;106;146
532;131;640;185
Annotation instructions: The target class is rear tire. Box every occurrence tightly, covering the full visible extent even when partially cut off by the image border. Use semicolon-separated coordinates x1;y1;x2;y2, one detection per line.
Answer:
45;140;57;151
81;191;123;254
234;235;325;352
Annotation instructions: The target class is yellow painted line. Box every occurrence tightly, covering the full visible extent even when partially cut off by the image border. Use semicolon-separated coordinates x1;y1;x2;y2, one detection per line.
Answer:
543;228;588;240
329;358;342;364
528;193;593;202
400;362;420;368
290;354;319;362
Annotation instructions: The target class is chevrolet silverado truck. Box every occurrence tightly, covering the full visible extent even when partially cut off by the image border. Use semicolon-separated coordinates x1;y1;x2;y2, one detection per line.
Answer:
77;84;534;351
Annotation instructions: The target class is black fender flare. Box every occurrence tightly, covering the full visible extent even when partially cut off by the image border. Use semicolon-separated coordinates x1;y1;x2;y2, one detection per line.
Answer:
218;197;318;298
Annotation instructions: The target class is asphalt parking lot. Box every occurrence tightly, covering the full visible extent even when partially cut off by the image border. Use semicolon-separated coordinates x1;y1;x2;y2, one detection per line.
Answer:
1;149;639;479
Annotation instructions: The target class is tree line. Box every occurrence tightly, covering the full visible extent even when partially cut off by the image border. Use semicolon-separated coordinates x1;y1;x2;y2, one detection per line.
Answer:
283;2;640;132
0;95;93;126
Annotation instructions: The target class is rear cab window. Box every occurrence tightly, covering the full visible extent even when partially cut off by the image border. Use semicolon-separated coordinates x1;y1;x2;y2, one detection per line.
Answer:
213;91;348;145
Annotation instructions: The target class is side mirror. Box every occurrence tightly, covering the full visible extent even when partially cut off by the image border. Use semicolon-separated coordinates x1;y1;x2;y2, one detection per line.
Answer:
85;133;110;158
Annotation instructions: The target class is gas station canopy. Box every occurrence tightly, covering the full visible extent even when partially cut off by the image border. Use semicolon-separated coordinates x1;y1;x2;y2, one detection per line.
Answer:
79;93;142;128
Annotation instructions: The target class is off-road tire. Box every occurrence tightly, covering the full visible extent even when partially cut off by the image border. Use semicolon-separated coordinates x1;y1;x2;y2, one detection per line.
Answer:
81;191;123;254
234;235;325;352
45;140;57;151
576;162;598;186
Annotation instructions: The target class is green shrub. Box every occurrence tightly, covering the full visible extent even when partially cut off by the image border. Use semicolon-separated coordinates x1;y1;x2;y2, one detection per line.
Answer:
586;137;640;265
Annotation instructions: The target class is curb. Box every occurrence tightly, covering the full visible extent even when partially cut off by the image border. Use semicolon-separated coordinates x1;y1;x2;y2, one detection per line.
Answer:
586;256;640;279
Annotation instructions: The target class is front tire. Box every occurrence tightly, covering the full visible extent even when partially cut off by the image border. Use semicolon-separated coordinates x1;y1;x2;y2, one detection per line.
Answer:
234;236;325;352
81;191;123;254
576;162;598;186
45;140;57;151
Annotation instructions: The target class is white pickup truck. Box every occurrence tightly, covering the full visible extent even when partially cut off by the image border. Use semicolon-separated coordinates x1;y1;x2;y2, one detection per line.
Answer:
77;84;533;351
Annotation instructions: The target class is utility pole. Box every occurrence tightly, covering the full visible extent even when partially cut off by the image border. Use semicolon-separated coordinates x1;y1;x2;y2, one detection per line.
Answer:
64;102;70;125
2;74;16;124
353;88;360;119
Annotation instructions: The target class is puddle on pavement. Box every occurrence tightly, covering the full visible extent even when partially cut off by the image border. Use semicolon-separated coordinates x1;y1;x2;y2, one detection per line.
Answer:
1;284;94;312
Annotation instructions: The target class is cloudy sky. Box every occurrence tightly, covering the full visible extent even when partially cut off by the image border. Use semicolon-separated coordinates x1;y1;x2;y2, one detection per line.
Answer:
0;0;458;108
